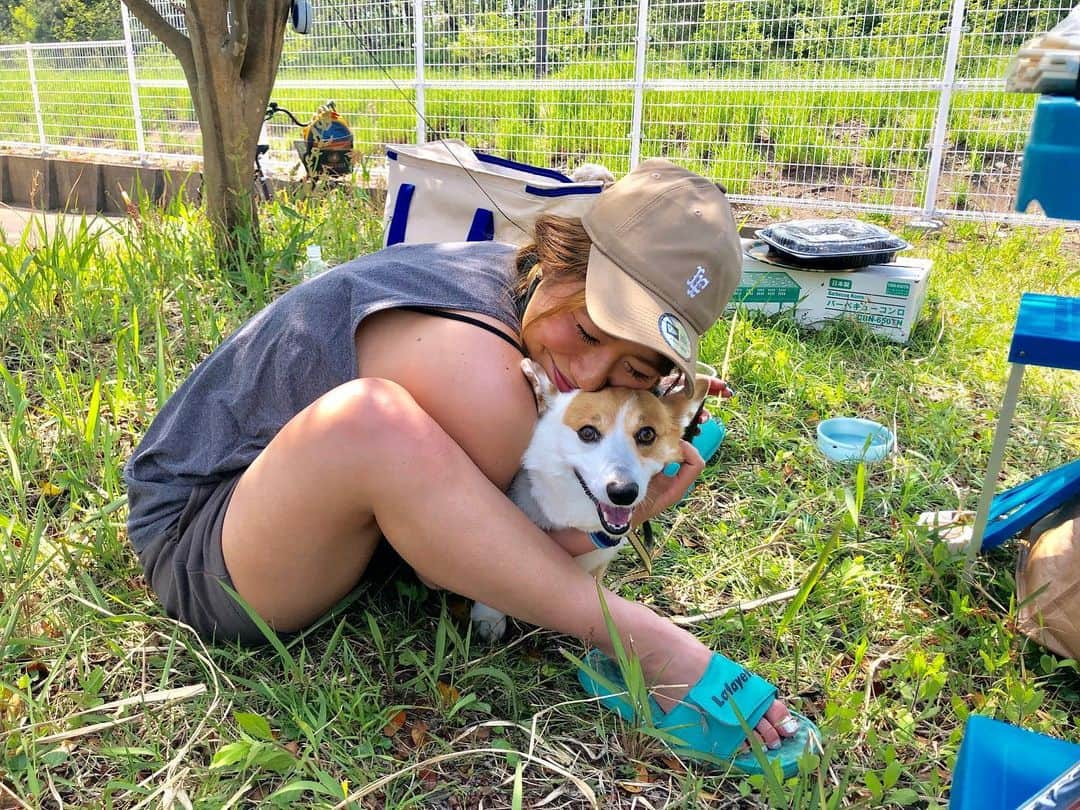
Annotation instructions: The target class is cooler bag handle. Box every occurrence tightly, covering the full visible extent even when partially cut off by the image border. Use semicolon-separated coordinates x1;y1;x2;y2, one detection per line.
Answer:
467;209;495;241
385;183;415;246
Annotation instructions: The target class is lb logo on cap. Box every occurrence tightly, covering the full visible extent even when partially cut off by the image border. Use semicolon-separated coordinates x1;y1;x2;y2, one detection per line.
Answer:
658;313;692;360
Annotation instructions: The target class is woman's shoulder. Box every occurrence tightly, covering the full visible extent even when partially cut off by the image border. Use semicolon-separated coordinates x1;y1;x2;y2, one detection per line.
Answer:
342;240;518;278
357;308;531;409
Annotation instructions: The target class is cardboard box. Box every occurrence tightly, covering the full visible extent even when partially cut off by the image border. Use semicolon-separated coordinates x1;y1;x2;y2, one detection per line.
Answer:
728;238;932;344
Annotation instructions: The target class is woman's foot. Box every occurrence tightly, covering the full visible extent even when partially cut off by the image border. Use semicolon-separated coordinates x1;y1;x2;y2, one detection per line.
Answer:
610;628;800;749
654;677;799;750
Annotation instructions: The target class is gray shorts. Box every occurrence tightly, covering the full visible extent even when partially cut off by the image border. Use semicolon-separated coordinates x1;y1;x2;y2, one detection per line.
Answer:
136;473;265;645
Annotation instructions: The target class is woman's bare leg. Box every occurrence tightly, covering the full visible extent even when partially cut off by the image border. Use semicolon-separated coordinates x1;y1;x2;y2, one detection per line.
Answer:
222;378;792;745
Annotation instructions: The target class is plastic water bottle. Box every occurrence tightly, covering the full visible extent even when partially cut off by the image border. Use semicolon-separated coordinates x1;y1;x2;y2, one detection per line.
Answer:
301;245;329;280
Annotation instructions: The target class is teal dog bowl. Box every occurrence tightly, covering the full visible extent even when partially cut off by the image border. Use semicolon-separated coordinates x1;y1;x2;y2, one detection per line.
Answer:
816;417;894;463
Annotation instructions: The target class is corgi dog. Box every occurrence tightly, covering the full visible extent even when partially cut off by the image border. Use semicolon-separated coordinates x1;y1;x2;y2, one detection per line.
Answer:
571;163;617;188
471;358;707;641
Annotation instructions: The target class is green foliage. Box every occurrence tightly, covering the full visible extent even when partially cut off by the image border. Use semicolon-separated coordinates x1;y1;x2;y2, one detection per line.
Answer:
0;0;120;44
58;0;121;41
685;0;764;73
1;125;1079;806
449;12;532;70
0;0;1059;215
6;5;38;43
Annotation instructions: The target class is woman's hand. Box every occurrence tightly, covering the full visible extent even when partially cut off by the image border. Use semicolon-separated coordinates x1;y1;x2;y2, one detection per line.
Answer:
689;377;733;426
632;440;704;526
707;376;735;401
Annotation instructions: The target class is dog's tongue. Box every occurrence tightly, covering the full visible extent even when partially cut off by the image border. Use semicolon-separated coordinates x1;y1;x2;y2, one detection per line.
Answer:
600;504;633;529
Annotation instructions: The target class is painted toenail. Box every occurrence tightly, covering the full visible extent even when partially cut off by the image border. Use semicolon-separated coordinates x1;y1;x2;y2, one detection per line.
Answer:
780;718;799;735
768;740;782;750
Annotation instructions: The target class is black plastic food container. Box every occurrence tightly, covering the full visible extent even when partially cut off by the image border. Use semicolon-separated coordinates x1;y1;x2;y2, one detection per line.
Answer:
757;219;910;270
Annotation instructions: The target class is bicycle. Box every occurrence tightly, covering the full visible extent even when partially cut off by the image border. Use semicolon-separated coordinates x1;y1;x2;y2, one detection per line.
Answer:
255;100;354;202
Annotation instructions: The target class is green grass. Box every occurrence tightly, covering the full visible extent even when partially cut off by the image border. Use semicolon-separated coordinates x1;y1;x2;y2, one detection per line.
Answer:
1;189;1079;807
0;54;1039;213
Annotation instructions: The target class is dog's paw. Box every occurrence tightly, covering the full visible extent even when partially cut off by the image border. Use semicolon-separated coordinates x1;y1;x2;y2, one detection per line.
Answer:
470;601;508;643
571;162;615;187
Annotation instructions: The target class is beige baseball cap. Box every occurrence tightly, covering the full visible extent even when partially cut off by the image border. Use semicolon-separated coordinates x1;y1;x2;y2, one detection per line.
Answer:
582;158;742;394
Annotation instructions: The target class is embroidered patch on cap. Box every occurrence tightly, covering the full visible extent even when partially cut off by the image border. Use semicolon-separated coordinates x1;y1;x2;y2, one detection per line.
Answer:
686;265;709;298
658;313;692;360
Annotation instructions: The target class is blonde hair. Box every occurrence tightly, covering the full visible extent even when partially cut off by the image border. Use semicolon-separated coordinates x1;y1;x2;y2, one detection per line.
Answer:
515;215;590;343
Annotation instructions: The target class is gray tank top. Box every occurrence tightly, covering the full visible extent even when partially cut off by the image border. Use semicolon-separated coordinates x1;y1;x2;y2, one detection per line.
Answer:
124;240;521;552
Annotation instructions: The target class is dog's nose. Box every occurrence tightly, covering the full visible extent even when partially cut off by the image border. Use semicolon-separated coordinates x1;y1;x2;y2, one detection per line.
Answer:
606;481;639;506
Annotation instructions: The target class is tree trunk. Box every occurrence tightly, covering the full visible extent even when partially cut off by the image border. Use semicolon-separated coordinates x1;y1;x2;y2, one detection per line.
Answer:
121;0;292;270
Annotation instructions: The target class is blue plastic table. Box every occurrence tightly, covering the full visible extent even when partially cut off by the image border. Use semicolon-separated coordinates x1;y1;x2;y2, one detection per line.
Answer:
968;293;1080;557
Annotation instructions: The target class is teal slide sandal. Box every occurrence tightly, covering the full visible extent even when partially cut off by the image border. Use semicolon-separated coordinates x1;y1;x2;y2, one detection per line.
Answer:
577;649;821;778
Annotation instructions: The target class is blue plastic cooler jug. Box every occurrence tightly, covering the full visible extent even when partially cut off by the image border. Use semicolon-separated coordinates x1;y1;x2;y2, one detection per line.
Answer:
1016;95;1080;220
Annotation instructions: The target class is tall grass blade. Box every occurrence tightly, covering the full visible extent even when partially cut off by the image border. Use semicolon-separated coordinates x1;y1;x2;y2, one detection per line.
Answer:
731;701;787;803
627;530;652;574
84;377;102;445
0;424;24;513
777;527;840;637
596;583;652;726
512;760;524;810
130;303;140;358
219;582;303;682
155;309;167;410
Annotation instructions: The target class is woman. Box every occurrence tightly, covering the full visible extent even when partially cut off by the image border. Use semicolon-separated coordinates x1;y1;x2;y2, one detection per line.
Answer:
125;158;813;772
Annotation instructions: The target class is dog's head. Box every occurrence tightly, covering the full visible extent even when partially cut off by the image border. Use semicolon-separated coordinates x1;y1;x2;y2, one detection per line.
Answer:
520;358;707;536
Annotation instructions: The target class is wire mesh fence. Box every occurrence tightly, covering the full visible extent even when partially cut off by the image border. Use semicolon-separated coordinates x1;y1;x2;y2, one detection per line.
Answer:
0;0;1074;222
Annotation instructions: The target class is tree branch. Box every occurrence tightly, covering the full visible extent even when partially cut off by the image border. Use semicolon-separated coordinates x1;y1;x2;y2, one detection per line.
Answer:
228;0;250;63
240;0;290;83
120;0;194;77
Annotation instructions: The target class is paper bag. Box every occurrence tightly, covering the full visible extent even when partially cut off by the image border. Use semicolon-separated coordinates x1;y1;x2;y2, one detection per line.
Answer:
1016;494;1080;659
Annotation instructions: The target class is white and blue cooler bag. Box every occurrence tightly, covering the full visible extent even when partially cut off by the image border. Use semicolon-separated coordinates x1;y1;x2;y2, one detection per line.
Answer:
383;139;605;247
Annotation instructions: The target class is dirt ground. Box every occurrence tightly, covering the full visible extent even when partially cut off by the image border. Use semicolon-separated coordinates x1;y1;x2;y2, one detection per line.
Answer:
0;203;123;246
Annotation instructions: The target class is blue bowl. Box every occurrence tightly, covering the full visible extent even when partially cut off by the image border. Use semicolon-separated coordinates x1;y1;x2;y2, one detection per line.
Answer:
816;417;894;463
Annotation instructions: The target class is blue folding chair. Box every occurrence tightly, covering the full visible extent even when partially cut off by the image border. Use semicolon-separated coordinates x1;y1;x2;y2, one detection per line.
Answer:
969;294;1080;557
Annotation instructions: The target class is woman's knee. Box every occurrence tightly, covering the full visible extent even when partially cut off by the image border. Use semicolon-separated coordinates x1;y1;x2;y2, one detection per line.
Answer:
311;378;452;465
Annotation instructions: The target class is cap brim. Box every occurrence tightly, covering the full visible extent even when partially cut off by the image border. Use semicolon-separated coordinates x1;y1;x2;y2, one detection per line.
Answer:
585;244;699;394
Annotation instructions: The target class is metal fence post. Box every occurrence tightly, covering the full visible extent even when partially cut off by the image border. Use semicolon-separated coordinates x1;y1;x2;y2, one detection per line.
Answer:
923;0;966;216
629;0;649;168
535;0;549;78
121;4;147;162
414;0;426;144
26;43;47;155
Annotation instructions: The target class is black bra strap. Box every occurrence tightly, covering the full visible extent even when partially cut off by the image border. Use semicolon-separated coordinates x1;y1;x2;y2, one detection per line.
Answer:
399;305;524;355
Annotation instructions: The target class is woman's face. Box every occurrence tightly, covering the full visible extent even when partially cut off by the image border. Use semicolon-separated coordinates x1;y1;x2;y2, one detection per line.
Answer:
522;280;668;393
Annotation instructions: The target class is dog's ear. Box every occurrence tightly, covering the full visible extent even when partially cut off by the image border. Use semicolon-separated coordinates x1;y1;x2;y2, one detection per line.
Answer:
520;358;558;415
690;375;710;412
661;374;710;429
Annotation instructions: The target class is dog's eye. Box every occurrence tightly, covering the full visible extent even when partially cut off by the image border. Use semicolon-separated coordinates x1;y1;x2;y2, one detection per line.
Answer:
635;427;656;445
577;425;601;443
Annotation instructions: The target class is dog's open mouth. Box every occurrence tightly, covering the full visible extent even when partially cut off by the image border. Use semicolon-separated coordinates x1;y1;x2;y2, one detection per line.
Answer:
573;470;634;535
